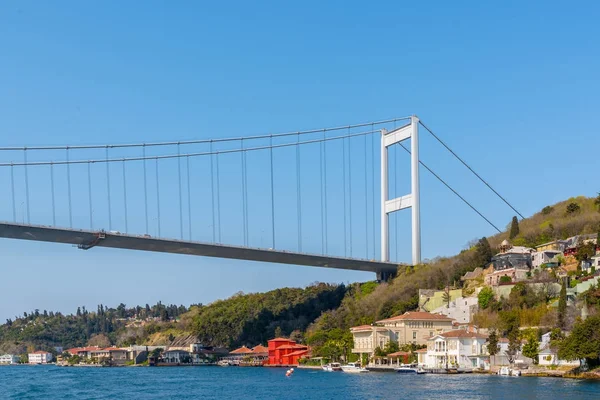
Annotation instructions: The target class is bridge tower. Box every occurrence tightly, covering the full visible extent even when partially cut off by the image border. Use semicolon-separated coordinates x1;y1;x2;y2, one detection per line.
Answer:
380;115;421;265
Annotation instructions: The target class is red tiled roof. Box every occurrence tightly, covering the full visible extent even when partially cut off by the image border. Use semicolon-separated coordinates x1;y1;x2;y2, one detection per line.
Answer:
277;344;308;350
269;337;292;342
377;312;454;323
387;351;411;357
31;350;51;354
415;349;428;353
286;349;310;357
252;345;268;354
230;346;253;354
350;324;373;331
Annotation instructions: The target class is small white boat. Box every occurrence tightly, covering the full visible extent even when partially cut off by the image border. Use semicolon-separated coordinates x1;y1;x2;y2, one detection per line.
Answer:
322;362;342;372
217;360;230;367
497;366;520;376
341;362;369;373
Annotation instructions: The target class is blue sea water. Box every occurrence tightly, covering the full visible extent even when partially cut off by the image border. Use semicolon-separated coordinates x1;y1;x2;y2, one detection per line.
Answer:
1;365;600;399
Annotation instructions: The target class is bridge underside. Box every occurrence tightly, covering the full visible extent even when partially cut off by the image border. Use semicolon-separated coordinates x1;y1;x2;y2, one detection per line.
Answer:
0;223;399;279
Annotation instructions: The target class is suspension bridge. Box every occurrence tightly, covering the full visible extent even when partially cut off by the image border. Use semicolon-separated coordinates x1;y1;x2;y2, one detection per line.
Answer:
0;115;522;280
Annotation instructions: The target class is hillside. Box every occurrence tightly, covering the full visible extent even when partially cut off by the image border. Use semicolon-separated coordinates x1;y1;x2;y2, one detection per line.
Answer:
308;195;600;336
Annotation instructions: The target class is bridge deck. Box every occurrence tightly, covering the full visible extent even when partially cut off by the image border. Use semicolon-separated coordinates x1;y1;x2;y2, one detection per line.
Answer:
0;223;399;275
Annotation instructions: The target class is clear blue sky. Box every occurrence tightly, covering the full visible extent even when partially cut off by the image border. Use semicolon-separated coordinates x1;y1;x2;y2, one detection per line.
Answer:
0;1;599;322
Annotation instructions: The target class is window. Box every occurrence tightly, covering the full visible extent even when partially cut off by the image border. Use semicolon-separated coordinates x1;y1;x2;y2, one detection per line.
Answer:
413;331;417;340
430;331;434;337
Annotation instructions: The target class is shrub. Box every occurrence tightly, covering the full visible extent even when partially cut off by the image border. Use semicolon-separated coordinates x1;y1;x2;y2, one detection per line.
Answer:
566;203;581;215
541;206;554;215
500;276;512;284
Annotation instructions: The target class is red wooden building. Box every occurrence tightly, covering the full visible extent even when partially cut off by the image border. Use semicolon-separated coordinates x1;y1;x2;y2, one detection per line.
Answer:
267;338;310;366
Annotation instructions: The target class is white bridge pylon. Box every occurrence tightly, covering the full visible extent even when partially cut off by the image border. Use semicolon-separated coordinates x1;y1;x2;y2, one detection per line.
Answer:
380;115;421;265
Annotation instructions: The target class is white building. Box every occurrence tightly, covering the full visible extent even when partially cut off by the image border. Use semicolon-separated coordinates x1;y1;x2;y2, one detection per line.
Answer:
28;351;53;364
350;312;455;360
162;350;190;364
421;330;489;370
430;296;479;324
0;354;20;364
531;250;563;268
538;346;579;367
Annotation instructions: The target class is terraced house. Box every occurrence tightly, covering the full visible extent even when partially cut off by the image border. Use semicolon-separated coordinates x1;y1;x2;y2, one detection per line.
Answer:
350;312;454;359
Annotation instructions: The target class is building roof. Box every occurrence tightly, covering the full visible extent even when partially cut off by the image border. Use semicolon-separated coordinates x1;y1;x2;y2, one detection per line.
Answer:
230;346;253;354
252;345;268;354
31;351;51;354
377;312;454;324
415;349;428;353
269;337;293;342
387;351;411;357
276;344;308;350
461;267;483;281
432;330;487;339
286;349;310;357
350;324;373;331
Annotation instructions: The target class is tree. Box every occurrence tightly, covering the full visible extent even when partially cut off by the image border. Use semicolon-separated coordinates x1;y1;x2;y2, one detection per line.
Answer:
558;281;567;329
487;330;499;356
499;276;512;284
575;242;597;262
595;192;600;211
521;329;540;364
501;311;520;364
442;288;450;309
509;216;520;239
486;329;500;365
558;315;600;367
541;206;554;215
566;202;581;215
274;326;283;338
478;287;494;309
88;333;111;347
473;237;493;268
383;340;400;355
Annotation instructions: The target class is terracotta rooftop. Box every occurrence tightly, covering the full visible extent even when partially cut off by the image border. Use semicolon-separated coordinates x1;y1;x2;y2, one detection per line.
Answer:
377;312;454;323
31;350;51;354
230;346;253;354
415;349;428;353
387;351;411;357
286;349;310;357
276;344;308;350
269;337;293;342
252;345;268;354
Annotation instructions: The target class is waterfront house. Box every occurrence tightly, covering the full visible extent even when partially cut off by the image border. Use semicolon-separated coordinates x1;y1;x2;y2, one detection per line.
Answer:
162;349;191;364
267;338;309;366
90;347;128;365
28;351;53;364
538;346;579;367
423;330;489;370
0;354;19;364
350;312;455;361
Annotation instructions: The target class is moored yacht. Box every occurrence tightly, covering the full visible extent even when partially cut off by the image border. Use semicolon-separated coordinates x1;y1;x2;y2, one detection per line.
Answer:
340;362;369;373
322;362;342;372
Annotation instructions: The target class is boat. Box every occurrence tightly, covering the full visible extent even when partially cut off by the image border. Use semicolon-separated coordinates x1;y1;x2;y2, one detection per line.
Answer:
395;363;418;374
416;367;427;374
322;362;342;372
340;362;369;373
217;360;231;367
497;366;520;376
